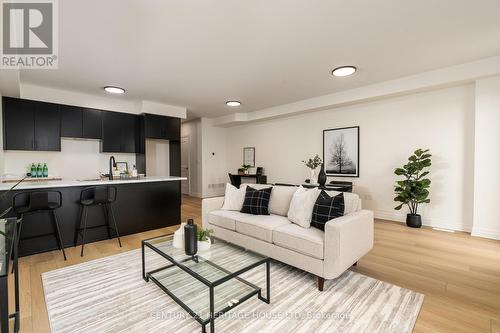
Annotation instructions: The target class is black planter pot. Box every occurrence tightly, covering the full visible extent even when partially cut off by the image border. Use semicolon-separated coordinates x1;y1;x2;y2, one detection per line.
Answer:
317;163;327;188
406;214;422;228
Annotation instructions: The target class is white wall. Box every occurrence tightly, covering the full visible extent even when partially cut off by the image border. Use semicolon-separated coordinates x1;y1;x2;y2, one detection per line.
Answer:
2;139;136;180
201;118;227;198
472;76;500;240
224;85;476;231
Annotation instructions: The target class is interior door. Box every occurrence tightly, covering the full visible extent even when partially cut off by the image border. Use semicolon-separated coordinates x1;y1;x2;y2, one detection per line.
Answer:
180;136;190;195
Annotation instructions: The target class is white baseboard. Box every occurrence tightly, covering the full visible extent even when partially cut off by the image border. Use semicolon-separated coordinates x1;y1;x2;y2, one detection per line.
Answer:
373;210;472;233
187;191;203;198
471;227;500;240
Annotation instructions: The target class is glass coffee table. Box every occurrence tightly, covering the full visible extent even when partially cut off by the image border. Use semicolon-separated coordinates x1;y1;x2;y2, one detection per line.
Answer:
141;234;270;333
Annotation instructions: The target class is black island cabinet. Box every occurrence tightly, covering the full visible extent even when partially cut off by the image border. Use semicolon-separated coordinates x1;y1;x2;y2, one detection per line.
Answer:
0;179;182;257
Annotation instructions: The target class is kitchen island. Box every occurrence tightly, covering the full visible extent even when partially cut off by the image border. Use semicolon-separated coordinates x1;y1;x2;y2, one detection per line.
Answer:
0;176;186;257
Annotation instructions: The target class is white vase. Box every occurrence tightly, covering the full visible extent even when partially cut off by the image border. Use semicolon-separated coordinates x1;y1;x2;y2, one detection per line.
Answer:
173;223;186;249
310;169;318;184
198;239;211;251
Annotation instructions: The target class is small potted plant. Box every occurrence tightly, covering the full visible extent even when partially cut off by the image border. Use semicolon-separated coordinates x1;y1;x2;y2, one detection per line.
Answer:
302;154;322;184
197;227;214;251
394;149;432;228
241;164;251;175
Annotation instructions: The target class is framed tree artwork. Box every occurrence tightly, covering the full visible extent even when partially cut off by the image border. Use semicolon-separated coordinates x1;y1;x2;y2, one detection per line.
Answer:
323;126;359;177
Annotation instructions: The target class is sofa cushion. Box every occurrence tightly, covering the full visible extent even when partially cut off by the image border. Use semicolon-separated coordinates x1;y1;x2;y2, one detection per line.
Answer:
235;214;291;243
208;210;251;231
240;186;273;215
269;185;298;216
273;223;325;259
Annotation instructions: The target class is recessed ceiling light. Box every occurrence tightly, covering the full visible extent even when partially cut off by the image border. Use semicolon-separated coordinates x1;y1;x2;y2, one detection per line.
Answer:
226;101;241;107
331;66;357;77
104;86;125;94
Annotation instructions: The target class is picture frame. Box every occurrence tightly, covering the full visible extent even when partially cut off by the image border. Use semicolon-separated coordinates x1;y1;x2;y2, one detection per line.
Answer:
116;162;129;174
323;126;359;177
243;147;255;167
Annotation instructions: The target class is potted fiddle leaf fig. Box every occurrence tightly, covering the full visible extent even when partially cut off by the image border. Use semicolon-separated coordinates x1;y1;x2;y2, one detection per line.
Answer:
394;149;432;228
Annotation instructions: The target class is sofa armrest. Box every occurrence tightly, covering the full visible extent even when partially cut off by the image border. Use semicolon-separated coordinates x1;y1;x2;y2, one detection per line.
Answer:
202;196;225;228
323;210;374;279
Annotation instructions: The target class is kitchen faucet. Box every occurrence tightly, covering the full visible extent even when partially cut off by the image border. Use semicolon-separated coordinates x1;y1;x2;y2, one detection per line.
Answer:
109;156;116;181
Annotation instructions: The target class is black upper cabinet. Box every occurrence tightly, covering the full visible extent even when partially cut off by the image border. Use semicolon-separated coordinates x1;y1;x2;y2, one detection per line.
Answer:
121;113;137;153
3;97;60;151
101;111;137;153
144;114;180;140
3;97;35;150
3;97;180;153
82;108;102;139
60;105;83;138
34;102;61;151
60;106;102;139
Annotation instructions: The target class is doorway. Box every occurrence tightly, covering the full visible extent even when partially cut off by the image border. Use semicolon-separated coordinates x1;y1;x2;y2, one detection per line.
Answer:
181;136;190;195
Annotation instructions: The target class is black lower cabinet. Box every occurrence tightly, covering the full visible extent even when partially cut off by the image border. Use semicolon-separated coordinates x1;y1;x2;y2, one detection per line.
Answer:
2;181;181;257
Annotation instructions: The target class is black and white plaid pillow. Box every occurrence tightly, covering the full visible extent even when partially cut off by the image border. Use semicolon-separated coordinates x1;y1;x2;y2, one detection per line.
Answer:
240;186;273;215
311;191;345;230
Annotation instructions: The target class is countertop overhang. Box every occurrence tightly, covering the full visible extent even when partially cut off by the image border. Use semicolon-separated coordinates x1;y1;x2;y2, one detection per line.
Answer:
0;176;187;191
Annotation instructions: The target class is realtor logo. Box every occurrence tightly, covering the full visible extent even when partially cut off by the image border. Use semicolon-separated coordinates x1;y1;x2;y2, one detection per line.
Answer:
1;0;58;68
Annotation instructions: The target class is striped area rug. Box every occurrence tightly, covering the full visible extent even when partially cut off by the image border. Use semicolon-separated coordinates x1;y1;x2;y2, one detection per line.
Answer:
42;248;423;333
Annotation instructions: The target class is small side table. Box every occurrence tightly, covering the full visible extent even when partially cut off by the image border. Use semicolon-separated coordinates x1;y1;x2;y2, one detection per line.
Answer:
0;218;19;333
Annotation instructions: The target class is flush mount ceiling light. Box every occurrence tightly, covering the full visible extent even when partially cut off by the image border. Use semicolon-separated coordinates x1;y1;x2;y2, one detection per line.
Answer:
331;66;357;77
226;100;241;107
104;86;126;94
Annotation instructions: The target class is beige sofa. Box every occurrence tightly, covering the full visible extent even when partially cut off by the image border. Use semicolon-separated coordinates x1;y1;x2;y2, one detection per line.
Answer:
202;186;374;290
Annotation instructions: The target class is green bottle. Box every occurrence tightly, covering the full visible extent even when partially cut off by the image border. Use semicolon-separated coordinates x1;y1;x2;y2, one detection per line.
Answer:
43;163;48;177
37;163;42;178
30;163;36;178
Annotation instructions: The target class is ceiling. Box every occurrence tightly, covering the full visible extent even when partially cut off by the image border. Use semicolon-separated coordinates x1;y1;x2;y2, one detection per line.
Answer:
17;0;500;118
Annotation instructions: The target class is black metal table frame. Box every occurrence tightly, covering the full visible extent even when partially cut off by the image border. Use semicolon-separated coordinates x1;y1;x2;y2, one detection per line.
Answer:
141;235;270;333
1;218;20;333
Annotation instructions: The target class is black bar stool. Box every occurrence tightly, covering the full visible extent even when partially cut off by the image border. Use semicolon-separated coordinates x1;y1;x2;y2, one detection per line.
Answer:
12;190;67;261
74;186;122;256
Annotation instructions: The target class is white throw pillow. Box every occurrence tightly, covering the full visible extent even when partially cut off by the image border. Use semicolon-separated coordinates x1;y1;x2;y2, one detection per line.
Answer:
269;185;298;216
221;183;247;211
287;186;320;228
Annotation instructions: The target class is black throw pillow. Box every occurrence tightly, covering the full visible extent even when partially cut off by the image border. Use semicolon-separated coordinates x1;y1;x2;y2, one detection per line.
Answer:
311;191;345;231
240;186;273;215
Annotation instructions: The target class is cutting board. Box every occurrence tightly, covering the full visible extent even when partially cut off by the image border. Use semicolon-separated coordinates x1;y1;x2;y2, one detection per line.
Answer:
1;177;63;183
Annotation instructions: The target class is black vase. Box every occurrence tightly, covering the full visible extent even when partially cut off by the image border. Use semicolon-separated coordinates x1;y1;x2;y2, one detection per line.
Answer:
184;219;198;255
406;214;422;228
317;163;327;188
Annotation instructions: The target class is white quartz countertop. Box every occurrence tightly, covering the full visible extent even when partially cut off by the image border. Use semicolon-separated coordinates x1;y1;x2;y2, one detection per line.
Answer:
0;176;187;191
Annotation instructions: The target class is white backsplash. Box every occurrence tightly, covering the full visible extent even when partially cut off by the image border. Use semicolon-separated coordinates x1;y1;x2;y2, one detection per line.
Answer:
2;138;136;180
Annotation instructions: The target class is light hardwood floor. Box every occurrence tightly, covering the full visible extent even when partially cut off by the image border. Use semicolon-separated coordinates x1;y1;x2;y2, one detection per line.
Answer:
8;195;500;333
